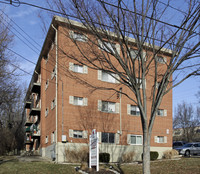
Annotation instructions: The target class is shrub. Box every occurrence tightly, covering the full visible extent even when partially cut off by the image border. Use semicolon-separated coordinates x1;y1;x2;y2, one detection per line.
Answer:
141;151;159;161
99;153;110;163
65;146;89;163
121;151;135;163
163;149;179;159
150;151;159;161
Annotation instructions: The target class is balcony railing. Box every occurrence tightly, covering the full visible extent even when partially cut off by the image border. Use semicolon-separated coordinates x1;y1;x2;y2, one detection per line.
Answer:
25;119;33;126
32;130;41;137
26;126;31;132
29;98;41;116
25;99;31;108
30;73;41;94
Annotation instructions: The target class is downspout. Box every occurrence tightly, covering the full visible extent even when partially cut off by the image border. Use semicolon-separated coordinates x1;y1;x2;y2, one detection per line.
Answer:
51;24;58;163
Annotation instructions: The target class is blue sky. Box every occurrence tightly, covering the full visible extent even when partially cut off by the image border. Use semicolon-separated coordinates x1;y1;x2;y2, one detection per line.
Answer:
1;1;200;112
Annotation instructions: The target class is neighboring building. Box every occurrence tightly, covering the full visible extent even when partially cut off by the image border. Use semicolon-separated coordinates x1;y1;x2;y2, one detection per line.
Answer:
23;15;173;162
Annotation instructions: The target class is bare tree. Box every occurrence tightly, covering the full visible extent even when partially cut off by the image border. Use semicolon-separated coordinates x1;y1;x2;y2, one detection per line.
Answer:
173;102;200;142
42;0;200;173
0;10;25;155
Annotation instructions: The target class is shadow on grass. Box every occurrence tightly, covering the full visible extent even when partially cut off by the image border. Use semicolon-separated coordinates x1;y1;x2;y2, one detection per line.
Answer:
0;158;19;165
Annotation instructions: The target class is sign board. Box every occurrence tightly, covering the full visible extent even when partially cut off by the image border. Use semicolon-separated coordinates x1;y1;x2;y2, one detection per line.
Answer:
89;129;99;171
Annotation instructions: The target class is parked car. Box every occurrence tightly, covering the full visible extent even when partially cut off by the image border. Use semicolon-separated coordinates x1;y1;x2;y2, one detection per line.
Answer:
175;142;200;156
173;141;186;149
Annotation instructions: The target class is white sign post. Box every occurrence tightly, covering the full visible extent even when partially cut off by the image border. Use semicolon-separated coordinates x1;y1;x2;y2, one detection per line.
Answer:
89;129;99;171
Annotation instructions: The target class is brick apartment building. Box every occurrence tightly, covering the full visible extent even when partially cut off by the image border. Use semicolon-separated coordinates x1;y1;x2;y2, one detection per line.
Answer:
24;15;173;162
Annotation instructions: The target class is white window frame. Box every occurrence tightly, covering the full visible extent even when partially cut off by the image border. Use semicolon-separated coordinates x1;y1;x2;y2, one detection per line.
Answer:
69;129;88;139
45;135;48;144
45;79;49;90
155;136;167;143
101;132;115;144
98;100;119;113
157;109;167;116
51;132;55;143
51;99;56;110
45;107;49;117
127;134;143;145
69;31;87;42
51;67;56;79
98;70;120;83
136;78;146;89
156;56;166;64
69;96;88;106
127;104;140;116
73;130;83;139
69;62;88;74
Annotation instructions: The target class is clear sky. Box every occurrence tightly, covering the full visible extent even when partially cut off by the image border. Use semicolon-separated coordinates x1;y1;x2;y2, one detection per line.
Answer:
1;0;200;114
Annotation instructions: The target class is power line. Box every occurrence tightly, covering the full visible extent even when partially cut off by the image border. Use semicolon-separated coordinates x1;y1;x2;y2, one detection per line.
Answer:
0;9;41;48
5;0;200;35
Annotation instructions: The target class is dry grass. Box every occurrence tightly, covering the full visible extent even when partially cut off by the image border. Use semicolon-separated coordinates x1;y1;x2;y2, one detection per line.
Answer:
163;149;179;159
65;146;89;163
121;151;135;163
119;157;200;174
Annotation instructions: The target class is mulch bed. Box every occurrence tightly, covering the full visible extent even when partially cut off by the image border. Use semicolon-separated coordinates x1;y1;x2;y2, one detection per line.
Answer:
87;169;115;174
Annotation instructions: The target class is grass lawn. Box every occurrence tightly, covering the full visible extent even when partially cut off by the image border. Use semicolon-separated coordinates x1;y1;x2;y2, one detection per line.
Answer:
118;157;200;174
0;156;200;174
0;158;77;174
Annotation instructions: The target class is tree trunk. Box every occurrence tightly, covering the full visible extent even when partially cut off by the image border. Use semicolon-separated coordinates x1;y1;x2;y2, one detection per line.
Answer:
143;131;151;174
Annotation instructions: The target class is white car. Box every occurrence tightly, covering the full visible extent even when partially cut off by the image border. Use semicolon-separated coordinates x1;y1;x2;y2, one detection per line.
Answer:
175;142;200;157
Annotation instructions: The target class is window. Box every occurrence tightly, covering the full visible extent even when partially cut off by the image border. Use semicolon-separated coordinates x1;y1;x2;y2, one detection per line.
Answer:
130;49;139;59
156;56;166;63
69;129;88;139
155;136;167;143
102;101;116;113
73;130;83;138
136;78;145;89
73;32;87;42
157;109;164;116
98;70;119;83
70;31;87;42
45;79;49;90
69;96;88;106
157;109;167;116
69;62;88;74
45;108;49;117
45;53;49;64
74;64;83;73
98;100;119;113
51;132;55;143
74;97;83;106
102;71;116;83
102;132;115;143
156;82;160;89
51;67;56;79
130;135;142;145
157;136;164;143
45;136;48;143
129;105;140;116
99;40;115;53
51;99;56;109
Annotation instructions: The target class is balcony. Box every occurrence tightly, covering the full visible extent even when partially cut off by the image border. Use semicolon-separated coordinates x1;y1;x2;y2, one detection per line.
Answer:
25;99;31;108
25;136;33;144
30;73;41;94
25;119;33;126
31;82;41;93
32;130;41;138
29;98;41;116
26;126;31;132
